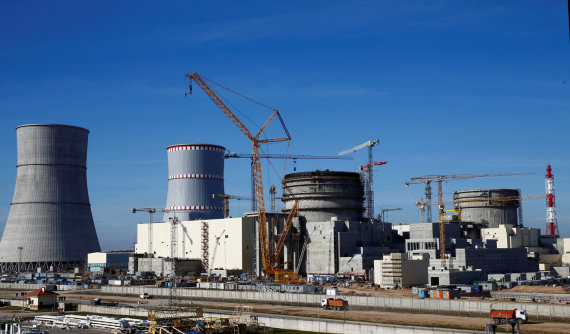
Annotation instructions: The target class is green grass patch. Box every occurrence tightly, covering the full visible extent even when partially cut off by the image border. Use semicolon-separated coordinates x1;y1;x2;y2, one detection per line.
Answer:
0;306;24;311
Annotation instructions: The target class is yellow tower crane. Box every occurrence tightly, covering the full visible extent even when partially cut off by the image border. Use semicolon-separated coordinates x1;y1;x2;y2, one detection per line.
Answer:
186;73;299;277
212;194;250;218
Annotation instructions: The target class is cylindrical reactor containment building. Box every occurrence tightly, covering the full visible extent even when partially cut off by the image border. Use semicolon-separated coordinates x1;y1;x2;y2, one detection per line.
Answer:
453;189;520;228
0;124;101;270
163;144;225;221
282;170;364;223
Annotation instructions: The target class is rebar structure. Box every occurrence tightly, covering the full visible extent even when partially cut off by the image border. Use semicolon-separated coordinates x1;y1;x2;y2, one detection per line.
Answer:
201;221;209;273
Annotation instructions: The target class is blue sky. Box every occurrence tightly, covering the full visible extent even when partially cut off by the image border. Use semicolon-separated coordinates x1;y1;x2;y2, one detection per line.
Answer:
0;1;568;250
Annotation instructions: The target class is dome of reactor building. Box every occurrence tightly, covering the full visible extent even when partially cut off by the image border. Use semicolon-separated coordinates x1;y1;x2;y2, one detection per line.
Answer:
0;124;101;271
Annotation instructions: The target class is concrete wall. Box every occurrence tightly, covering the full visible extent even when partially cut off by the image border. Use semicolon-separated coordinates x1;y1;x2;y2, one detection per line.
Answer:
255;313;482;334
481;224;539;248
101;286;570;320
556;238;570;254
430;246;538;276
135;258;202;277
305;218;391;275
409;223;461;240
428;268;484;286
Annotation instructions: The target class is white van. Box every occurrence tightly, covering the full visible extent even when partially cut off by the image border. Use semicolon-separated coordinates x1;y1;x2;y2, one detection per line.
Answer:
139;293;150;299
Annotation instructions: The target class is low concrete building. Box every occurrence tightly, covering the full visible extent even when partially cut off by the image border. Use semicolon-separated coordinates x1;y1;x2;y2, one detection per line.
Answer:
374;253;429;288
24;287;58;310
87;252;130;272
428;240;538;285
428;267;484;286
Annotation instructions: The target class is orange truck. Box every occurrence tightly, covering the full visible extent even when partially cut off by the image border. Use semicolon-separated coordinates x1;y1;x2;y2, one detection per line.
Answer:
321;298;348;311
490;309;528;324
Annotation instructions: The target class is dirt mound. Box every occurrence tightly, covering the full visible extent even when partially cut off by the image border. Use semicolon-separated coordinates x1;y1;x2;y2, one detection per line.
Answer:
506;285;569;294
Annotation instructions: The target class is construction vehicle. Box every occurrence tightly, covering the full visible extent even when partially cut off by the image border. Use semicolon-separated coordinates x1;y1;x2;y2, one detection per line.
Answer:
321;298;348;311
186;73;299;278
405;172;535;266
490;309;527;324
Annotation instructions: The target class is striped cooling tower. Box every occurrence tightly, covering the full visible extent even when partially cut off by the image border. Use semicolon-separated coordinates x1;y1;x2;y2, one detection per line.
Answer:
163;144;225;221
0;124;101;271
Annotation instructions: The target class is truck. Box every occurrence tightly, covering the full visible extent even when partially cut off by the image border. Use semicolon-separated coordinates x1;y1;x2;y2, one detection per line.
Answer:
490;309;528;324
321;298;348;311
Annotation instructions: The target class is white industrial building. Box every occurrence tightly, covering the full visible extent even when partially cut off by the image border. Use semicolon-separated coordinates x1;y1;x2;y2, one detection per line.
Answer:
134;217;253;272
481;224;539;249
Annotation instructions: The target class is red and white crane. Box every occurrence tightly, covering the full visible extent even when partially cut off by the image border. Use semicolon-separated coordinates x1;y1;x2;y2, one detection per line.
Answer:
545;165;559;237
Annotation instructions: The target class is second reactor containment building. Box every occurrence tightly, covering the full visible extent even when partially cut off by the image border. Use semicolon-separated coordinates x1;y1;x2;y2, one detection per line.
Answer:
0;124;101;271
163;144;225;221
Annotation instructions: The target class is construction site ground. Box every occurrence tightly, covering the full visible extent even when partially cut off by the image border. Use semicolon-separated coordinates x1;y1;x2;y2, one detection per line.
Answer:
61;290;570;333
3;288;570;333
332;283;570;297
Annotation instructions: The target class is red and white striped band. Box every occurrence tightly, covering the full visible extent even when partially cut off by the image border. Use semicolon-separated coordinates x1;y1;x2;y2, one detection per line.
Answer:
168;174;223;180
167;145;225;153
166;206;223;211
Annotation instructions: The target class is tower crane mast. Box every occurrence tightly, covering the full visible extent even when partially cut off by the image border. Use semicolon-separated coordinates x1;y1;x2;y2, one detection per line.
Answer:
208;229;226;278
131;208;167;256
339;139;381;219
405;172;535;266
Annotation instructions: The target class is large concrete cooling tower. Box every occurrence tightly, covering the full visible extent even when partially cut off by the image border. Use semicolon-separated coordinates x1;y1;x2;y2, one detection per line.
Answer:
163;144;225;221
0;124;101;271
